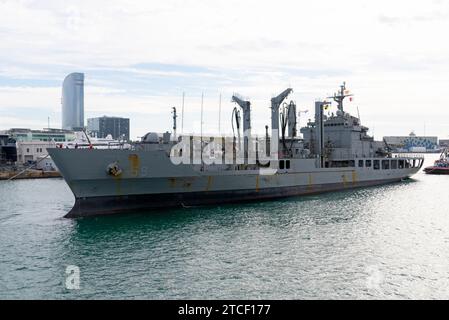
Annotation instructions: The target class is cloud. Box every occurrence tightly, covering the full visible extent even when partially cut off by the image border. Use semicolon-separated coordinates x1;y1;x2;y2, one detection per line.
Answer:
0;116;49;130
0;86;61;111
378;15;402;26
378;0;449;26
1;0;449;139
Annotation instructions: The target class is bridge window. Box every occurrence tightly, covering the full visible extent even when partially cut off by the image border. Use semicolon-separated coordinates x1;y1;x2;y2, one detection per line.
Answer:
399;160;404;169
279;160;284;170
374;160;380;170
358;160;364;167
349;160;355;167
382;160;390;170
391;160;398;169
286;160;290;169
365;160;372;167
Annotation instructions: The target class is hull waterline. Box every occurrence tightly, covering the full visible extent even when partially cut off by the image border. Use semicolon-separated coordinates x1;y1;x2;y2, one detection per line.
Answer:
424;167;449;174
66;177;408;218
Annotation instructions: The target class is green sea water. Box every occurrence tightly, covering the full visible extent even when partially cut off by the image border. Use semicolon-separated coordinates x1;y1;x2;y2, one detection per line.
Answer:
1;154;449;299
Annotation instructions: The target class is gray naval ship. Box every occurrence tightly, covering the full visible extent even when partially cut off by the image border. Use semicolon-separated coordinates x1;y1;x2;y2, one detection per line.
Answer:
48;83;424;218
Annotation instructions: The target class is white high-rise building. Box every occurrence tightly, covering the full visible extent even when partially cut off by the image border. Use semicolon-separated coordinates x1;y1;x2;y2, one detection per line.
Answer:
62;73;84;130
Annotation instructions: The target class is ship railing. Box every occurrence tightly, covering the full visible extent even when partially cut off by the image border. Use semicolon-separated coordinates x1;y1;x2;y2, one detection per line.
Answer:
64;142;131;150
325;151;424;160
106;141;131;149
334;151;425;159
393;153;425;159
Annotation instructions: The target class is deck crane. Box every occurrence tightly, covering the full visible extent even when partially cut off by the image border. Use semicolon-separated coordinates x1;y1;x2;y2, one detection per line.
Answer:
271;88;293;158
232;94;251;163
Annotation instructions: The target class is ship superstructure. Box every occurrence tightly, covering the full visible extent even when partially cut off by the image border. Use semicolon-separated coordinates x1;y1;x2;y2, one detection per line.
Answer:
48;83;424;218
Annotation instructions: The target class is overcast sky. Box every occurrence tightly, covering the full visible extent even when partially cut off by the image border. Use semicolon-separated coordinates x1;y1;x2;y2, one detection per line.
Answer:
1;0;449;139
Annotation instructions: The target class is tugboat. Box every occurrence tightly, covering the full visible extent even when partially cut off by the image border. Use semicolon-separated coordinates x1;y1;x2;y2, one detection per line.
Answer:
424;149;449;174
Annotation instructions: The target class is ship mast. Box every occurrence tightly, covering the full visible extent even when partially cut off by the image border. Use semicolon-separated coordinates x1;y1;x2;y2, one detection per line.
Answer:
315;100;331;168
328;82;353;112
172;107;177;141
181;92;185;134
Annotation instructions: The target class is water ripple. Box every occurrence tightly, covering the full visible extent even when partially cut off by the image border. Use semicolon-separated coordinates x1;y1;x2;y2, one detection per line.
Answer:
1;155;449;299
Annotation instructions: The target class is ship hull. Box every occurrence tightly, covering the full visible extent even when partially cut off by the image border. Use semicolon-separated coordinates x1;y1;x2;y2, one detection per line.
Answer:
66;177;405;218
423;166;449;174
47;148;421;218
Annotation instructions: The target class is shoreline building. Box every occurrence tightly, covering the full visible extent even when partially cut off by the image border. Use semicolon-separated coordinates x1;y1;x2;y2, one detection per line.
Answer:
87;116;130;141
62;73;84;131
439;139;449;148
6;128;75;164
384;132;438;152
2;127;126;169
0;133;17;164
